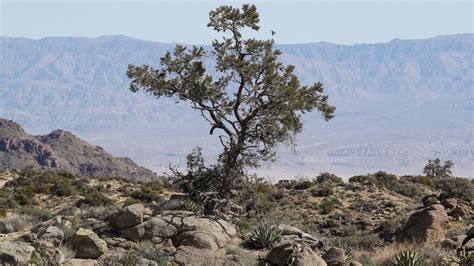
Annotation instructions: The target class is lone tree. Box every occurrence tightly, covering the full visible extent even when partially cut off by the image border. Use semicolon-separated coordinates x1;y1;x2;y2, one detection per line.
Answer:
127;4;335;199
423;158;454;179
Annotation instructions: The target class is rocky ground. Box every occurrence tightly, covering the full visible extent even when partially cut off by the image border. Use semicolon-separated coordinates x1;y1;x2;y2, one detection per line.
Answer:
0;169;472;265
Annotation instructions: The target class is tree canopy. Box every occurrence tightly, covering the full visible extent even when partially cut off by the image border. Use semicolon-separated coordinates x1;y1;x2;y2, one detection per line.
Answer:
127;4;335;198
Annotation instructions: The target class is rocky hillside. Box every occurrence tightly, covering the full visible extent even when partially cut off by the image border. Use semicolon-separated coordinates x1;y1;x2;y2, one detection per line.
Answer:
0;118;158;181
0;169;472;265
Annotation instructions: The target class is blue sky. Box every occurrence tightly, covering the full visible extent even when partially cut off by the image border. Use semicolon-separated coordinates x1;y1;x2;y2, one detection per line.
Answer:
1;0;472;44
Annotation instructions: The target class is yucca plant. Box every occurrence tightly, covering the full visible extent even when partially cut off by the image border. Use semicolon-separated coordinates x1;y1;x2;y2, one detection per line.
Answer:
392;250;426;266
248;224;282;249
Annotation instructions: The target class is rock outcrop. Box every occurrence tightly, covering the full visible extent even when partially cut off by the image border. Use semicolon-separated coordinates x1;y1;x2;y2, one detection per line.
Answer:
396;204;449;243
0;118;159;181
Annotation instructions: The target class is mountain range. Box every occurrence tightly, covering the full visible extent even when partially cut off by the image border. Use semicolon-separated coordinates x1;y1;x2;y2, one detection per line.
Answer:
0;34;472;178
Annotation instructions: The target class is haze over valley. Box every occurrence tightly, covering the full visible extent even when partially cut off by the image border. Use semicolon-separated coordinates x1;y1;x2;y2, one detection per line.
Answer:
1;34;472;179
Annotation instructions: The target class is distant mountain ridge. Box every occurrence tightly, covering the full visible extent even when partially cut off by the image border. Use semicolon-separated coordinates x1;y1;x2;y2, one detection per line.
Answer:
0;118;159;180
0;34;472;178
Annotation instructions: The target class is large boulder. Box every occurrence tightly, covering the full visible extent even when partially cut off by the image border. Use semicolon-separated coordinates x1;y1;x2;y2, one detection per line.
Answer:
161;211;237;250
322;247;345;266
109;204;149;230
174;245;221;265
266;242;327;266
397;204;449;243
70;228;109;259
0;241;35;264
120;217;177;242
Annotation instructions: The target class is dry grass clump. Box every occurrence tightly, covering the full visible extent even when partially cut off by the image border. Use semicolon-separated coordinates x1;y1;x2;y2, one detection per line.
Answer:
0;214;38;234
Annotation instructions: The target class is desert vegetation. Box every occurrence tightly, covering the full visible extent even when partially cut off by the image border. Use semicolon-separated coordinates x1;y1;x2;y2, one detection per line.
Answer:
0;3;472;266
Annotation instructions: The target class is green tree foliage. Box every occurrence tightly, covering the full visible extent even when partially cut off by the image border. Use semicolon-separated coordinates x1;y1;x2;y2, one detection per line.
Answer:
127;4;335;198
423;158;454;179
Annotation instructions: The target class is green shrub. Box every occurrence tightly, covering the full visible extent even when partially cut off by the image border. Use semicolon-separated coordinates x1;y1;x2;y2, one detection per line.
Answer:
293;179;314;190
392;250;426;266
316;172;344;185
238;219;252;234
76;191;113;207
130;189;163;203
248;224;282;249
435;177;474;201
319;198;340;215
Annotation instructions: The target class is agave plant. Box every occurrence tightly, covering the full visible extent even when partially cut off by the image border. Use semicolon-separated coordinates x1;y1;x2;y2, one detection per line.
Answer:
166;199;202;214
248;224;282;249
392;250;426;266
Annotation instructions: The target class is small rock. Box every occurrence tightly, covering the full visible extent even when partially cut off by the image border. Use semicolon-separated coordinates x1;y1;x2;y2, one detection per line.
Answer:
70;228;108;259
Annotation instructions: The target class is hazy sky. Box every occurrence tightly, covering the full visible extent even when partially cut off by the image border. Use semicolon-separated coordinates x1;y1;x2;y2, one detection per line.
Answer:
1;0;472;44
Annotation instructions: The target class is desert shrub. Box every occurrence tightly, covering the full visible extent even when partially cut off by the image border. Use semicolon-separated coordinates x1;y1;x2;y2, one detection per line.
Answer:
328;238;354;263
123;197;143;206
269;189;287;200
17;208;53;221
340;233;383;250
129;189;163;203
311;186;334;197
76;191;113;207
58;244;76;259
435;177;474;201
248;224;282;249
80;205;119;220
339;225;358;236
0;214;37;234
238;219;252;234
376;219;400;242
129;181;165;203
316;172;344;185
349;171;425;198
6;170;79;197
323;218;340;228
392;250;426;266
402;175;436;188
319;198;340;215
293;179;314;190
